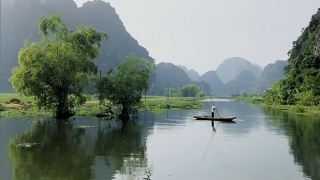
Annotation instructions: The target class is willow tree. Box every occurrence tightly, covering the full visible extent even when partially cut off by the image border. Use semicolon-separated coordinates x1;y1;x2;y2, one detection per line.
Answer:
96;54;155;120
10;14;108;119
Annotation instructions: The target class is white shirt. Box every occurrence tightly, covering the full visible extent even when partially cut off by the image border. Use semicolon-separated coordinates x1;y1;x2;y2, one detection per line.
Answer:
212;106;216;112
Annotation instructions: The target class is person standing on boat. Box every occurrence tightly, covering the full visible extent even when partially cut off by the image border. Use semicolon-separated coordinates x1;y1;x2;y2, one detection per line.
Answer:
212;105;216;118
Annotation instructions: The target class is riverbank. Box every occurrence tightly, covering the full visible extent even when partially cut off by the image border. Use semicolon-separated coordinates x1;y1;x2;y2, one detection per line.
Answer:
0;93;204;117
236;96;320;117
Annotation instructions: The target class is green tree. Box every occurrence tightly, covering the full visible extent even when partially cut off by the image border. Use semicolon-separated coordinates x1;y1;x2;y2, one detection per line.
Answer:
263;79;287;105
9;14;107;119
240;90;247;97
96;54;155;120
179;84;200;97
166;87;177;97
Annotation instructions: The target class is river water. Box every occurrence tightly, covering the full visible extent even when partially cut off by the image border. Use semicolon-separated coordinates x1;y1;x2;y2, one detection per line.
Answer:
0;100;319;180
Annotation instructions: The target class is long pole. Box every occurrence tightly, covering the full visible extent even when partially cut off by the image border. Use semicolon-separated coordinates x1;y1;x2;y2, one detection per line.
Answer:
167;83;169;100
203;80;220;116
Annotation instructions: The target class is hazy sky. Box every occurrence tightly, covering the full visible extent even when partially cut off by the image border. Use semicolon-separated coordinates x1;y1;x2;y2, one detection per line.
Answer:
74;0;318;75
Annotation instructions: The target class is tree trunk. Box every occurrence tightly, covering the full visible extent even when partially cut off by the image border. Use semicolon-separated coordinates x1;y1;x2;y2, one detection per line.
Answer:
119;104;130;121
55;92;73;119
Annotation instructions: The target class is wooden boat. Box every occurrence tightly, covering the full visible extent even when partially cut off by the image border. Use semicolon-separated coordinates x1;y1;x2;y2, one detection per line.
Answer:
193;116;236;121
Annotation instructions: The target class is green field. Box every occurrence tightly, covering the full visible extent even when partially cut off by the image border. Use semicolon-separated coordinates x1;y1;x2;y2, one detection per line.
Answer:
0;93;34;103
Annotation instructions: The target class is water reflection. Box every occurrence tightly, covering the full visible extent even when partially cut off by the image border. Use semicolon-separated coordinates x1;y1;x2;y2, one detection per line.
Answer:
264;109;320;180
2;101;319;179
7;115;152;180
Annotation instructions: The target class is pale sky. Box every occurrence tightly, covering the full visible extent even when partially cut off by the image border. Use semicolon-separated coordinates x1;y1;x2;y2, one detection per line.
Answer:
74;0;319;75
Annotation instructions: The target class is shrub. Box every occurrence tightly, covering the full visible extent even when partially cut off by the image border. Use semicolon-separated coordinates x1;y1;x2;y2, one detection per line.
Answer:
9;98;21;104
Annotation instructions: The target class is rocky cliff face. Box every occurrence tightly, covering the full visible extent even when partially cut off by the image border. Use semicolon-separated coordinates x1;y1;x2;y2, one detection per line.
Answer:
313;10;320;56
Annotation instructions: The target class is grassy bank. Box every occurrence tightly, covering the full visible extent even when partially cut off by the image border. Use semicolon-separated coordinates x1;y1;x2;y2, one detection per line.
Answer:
140;96;204;112
236;96;320;116
235;96;264;105
0;93;204;117
264;104;320;117
0;93;34;103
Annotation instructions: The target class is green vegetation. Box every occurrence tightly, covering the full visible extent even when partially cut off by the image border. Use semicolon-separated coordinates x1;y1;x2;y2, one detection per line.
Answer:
0;93;204;118
235;96;264;105
1;0;154;92
96;54;155;120
179;84;204;97
264;104;320;116
140;96;204;112
166;87;178;97
3;14;202;120
236;95;320;116
164;84;205;98
235;10;320;117
9;13;108;119
264;11;320;106
254;10;320;117
0;93;34;103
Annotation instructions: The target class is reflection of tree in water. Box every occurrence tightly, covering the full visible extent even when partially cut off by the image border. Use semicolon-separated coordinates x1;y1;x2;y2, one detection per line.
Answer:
8;118;94;180
94;121;148;179
264;109;320;179
8;117;148;180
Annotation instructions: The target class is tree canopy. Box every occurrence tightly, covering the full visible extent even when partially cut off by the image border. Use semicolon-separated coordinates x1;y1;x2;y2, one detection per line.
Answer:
9;13;108;118
179;84;202;97
96;54;155;120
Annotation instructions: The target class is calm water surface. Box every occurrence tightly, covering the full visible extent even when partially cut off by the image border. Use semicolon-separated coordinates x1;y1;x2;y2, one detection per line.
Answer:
1;100;320;180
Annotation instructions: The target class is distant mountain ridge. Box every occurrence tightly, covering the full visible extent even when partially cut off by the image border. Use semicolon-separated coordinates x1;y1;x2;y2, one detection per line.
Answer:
248;60;288;93
215;57;262;84
178;65;200;81
199;71;225;94
174;58;286;95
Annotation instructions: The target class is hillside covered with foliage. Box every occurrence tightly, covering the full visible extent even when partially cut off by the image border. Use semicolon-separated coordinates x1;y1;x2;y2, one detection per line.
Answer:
264;9;320;105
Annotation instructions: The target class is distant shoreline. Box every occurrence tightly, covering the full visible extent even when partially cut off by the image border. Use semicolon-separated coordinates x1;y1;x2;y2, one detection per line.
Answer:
0;93;205;118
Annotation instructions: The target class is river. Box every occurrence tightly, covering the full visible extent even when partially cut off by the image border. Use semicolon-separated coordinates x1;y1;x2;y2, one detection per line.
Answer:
0;100;319;180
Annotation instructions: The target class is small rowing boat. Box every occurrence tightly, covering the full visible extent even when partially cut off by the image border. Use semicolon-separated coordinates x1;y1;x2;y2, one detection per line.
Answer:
193;116;236;121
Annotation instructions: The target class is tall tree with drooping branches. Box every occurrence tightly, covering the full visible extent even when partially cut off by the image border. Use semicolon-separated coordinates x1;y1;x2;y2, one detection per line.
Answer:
10;13;108;119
